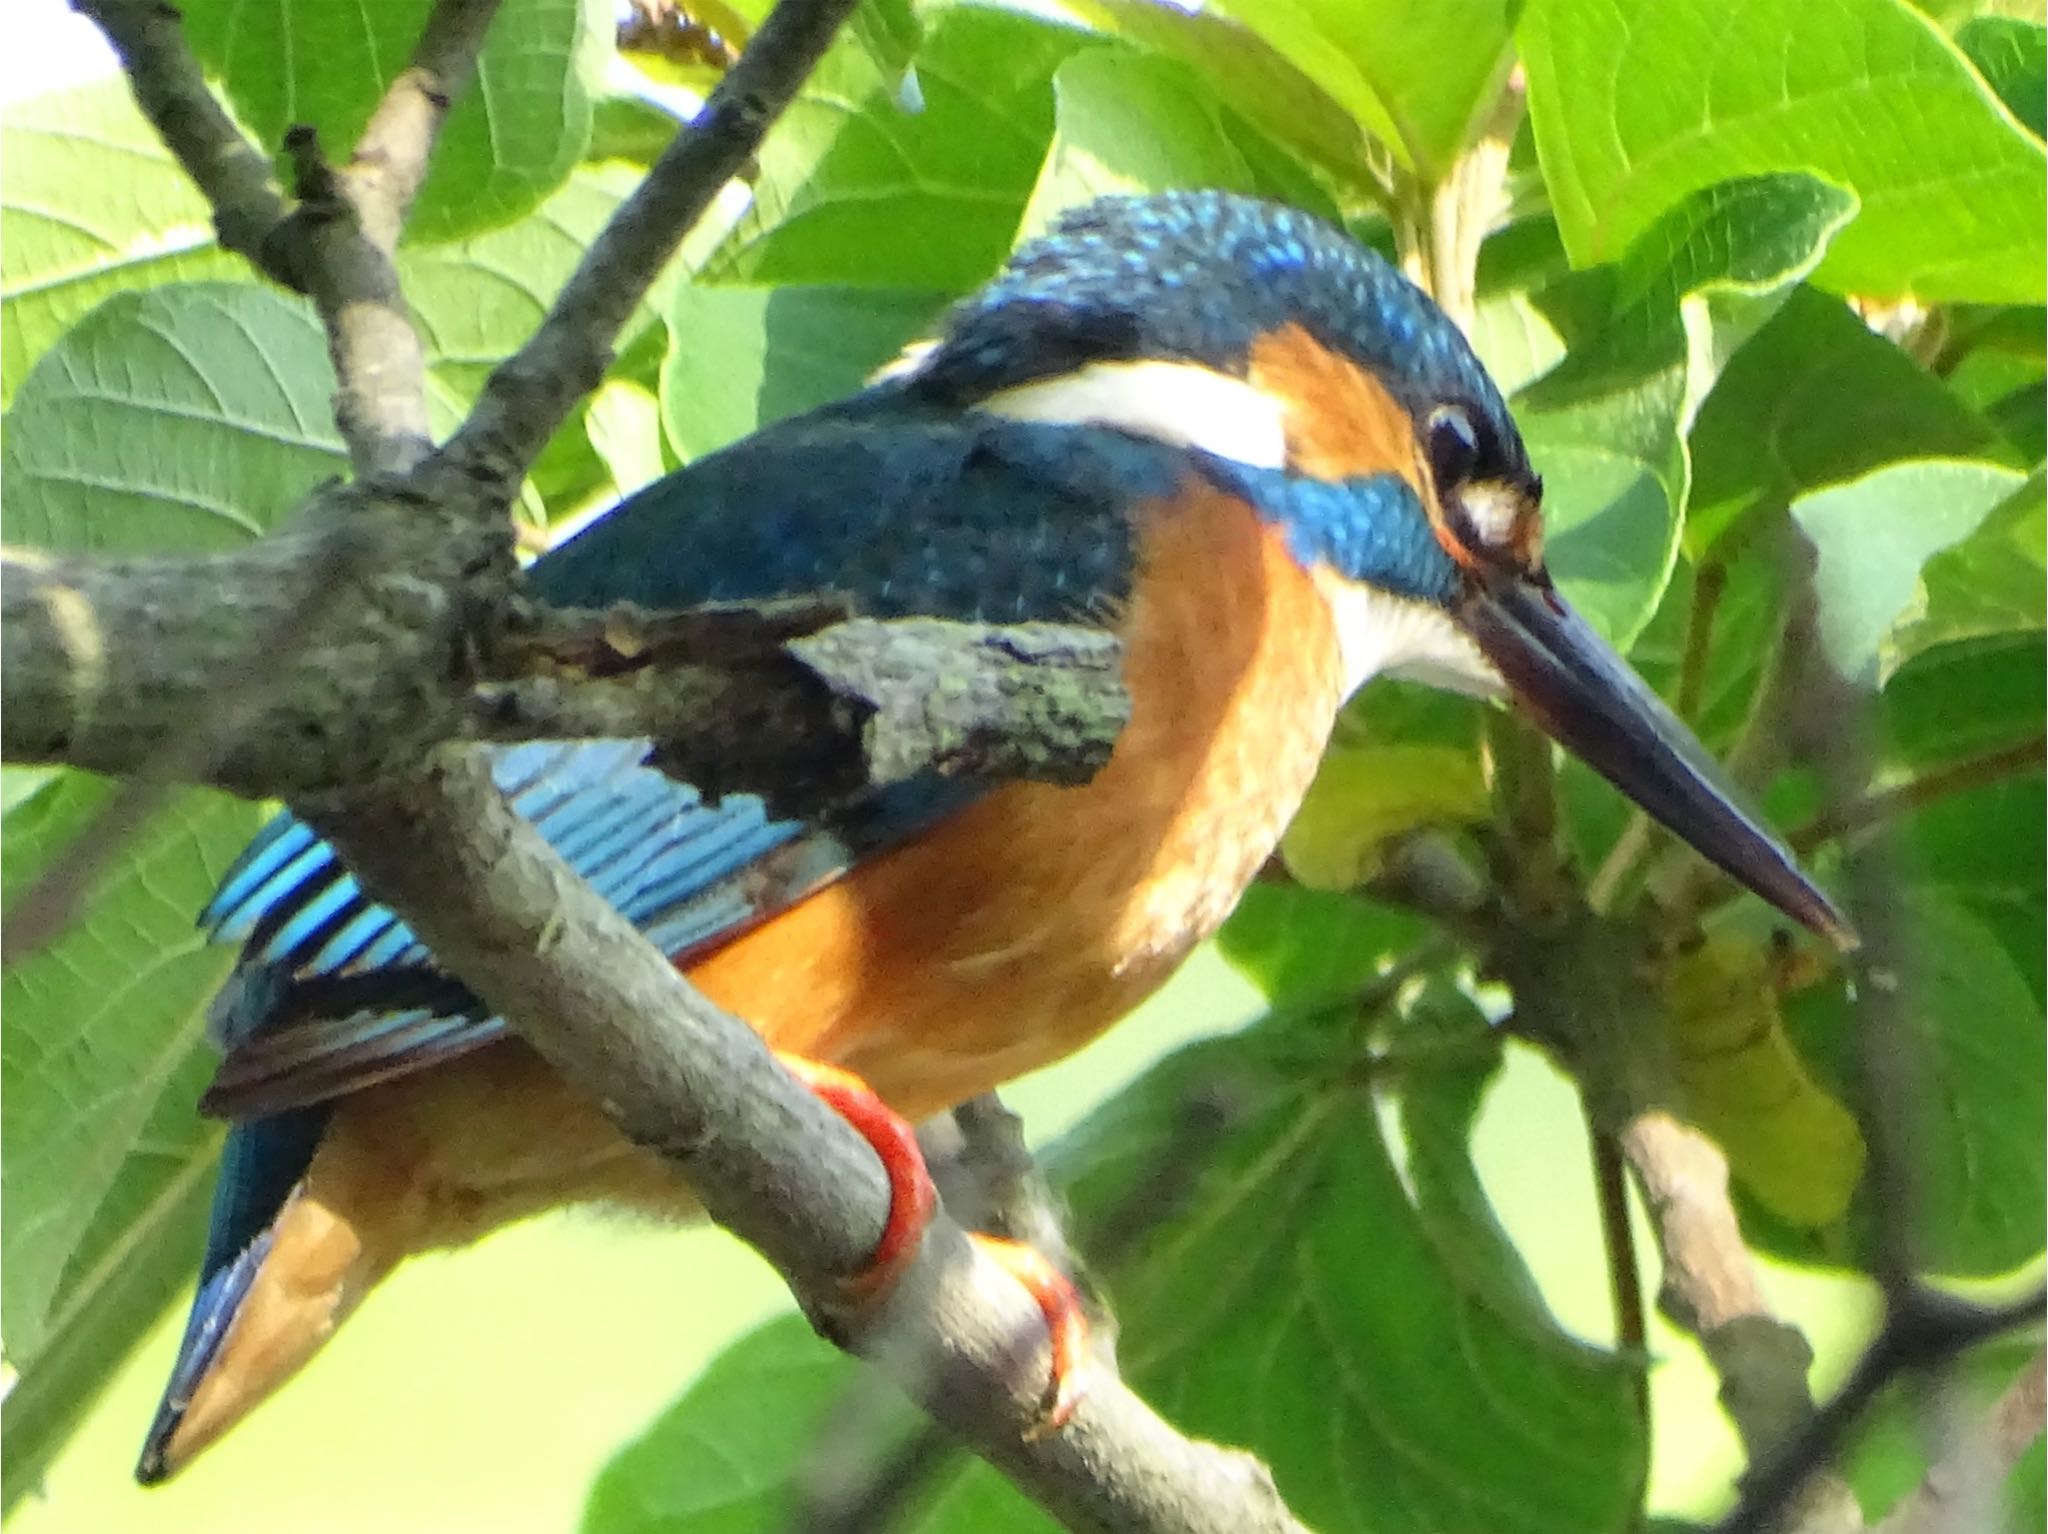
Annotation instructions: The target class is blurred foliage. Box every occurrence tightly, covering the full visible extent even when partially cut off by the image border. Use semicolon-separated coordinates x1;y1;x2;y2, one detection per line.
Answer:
2;0;2042;1530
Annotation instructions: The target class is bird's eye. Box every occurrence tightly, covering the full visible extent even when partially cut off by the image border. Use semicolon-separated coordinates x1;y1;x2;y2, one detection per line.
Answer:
1425;404;1480;488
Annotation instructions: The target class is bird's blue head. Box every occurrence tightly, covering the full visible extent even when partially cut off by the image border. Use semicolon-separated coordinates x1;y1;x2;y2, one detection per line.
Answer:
896;190;1845;942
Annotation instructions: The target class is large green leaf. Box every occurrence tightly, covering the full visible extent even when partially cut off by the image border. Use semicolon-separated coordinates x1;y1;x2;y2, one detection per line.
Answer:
0;776;255;1386
1521;0;2048;303
1889;470;2047;664
1958;15;2048;136
706;7;1077;288
181;0;604;243
0;1046;220;1506
660;285;947;461
1792;459;2027;684
401;163;670;403
0;80;245;408
1509;175;1855;651
1017;48;1264;235
1;283;347;552
1054;1012;1644;1533
1759;892;2047;1275
1202;0;1517;183
1686;287;1997;554
1040;0;1376;197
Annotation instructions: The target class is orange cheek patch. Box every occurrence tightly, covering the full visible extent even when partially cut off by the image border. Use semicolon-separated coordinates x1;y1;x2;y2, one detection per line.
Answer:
1248;322;1423;484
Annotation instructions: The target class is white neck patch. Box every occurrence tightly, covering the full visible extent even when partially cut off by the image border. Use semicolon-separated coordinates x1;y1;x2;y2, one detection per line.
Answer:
1312;569;1502;702
979;360;1289;470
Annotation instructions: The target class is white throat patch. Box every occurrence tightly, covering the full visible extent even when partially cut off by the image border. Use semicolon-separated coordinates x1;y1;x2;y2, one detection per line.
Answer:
1312;570;1503;702
980;360;1289;469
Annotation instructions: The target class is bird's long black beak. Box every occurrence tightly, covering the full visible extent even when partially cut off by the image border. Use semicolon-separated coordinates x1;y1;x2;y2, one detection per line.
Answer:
1458;574;1854;948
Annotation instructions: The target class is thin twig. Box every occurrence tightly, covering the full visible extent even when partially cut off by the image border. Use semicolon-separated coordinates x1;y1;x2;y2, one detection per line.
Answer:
1788;734;2046;856
1872;1344;2047;1534
1720;1289;2047;1534
438;0;863;497
74;0;295;283
1589;1121;1650;1423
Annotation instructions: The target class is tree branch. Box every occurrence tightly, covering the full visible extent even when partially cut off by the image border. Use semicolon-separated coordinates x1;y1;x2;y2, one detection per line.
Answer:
437;0;864;497
1;541;1127;811
1872;1345;2046;1534
73;0;294;283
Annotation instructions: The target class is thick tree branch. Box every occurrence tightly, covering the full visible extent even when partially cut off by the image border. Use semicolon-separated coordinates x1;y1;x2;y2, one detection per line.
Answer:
437;0;862;496
303;761;1310;1534
1;542;1127;810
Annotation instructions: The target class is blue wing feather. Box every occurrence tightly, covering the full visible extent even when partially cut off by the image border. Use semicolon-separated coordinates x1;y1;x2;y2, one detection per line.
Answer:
198;410;1179;1116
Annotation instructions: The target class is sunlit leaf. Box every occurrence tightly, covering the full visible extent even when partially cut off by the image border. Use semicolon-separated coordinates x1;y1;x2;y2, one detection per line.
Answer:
1522;0;2048;303
660;284;945;460
1792;459;2025;685
0;80;243;407
1687;287;1998;554
1203;0;1517;183
706;7;1078;288
181;0;605;242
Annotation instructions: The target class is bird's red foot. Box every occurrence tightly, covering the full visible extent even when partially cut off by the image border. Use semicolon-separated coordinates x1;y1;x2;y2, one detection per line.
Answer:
776;1052;1091;1433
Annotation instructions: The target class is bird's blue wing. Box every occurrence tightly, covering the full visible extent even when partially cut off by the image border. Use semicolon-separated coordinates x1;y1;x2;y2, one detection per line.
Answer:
197;407;1182;1118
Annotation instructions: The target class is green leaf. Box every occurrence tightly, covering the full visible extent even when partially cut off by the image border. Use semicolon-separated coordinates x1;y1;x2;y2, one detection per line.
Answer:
181;0;603;244
1793;459;2026;684
1203;0;1517;183
1214;882;1427;1011
1042;0;1377;195
660;284;945;460
1017;48;1263;234
1;1047;219;1507
1054;1014;1644;1533
1882;631;2046;772
2;283;347;553
1765;892;2047;1275
1521;0;2048;304
1687;287;1997;554
706;7;1078;288
582;1316;934;1533
400;163;673;402
1958;15;2048;137
1563;174;1860;418
1889;469;2046;662
1;775;257;1378
1511;175;1854;653
0;80;247;409
1517;364;1688;652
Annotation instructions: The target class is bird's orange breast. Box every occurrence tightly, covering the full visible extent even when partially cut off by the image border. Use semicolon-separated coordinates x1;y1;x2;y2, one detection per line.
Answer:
685;475;1348;1120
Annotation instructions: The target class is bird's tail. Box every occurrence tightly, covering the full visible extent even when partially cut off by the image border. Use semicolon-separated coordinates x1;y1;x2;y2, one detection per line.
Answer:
136;1109;392;1484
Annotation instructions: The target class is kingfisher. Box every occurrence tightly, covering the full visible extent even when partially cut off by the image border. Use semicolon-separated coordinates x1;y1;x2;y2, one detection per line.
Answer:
136;189;1842;1482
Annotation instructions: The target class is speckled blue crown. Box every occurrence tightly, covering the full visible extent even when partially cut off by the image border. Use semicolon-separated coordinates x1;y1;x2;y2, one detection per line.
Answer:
915;190;1527;482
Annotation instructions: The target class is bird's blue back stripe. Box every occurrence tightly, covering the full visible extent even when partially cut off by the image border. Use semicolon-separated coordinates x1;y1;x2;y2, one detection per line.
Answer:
203;821;318;934
305;895;394;975
211;842;333;943
256;876;363;965
348;922;426;974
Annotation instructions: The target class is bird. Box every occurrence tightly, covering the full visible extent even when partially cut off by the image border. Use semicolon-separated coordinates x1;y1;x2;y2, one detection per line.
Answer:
136;189;1845;1483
